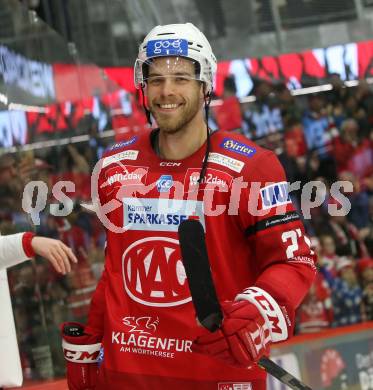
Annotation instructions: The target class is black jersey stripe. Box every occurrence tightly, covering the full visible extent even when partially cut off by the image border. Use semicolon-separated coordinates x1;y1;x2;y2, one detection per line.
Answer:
245;211;300;237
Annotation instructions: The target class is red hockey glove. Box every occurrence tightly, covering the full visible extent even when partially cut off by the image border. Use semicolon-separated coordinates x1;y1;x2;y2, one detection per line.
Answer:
61;322;102;390
192;300;271;367
193;287;292;368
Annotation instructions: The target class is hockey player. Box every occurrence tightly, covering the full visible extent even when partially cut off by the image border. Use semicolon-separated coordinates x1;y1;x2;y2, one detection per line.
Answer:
61;23;316;389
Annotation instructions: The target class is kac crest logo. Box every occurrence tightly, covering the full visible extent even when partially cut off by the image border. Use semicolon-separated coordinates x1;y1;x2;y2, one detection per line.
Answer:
122;237;191;307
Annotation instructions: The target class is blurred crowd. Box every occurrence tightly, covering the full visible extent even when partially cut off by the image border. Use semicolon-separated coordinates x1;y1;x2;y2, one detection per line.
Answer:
0;74;373;379
216;74;373;334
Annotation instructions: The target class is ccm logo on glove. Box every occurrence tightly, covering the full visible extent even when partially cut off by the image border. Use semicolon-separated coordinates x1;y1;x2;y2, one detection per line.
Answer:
235;287;289;342
62;341;101;363
193;287;291;367
61;322;102;390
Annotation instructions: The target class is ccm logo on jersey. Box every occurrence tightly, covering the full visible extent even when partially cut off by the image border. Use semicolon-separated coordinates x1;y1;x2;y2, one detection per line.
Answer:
160;161;181;167
122;237;191;307
260;181;291;210
220;138;256;158
102;150;139;168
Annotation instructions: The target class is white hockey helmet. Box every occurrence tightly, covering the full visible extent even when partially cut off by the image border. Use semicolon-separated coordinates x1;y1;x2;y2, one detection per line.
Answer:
134;23;217;94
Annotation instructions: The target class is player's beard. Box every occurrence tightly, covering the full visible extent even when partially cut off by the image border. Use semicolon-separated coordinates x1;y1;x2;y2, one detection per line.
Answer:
150;93;202;134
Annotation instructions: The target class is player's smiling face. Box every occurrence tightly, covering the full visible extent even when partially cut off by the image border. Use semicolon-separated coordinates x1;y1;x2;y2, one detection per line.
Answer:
146;56;204;134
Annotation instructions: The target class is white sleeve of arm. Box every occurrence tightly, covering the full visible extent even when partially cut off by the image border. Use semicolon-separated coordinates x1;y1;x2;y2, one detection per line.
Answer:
0;233;31;270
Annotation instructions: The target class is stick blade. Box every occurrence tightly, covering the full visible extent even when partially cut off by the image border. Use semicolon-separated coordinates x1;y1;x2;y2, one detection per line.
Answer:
178;219;223;331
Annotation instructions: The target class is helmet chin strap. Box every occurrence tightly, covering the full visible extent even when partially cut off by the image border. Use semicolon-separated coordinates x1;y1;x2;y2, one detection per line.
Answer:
198;92;212;184
140;85;152;126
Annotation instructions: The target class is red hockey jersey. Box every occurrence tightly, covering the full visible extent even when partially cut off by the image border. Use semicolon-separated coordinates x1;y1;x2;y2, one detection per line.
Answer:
86;130;316;389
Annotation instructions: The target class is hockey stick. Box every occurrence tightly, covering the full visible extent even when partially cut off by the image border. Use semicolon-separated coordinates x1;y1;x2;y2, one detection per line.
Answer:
178;219;313;390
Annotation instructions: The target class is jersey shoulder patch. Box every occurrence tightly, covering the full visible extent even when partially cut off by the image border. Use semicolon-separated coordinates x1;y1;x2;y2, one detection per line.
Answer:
106;136;138;153
208;131;269;174
211;131;266;160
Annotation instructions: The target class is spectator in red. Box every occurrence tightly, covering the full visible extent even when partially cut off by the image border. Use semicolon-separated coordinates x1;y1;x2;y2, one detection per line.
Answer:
319;235;340;275
332;118;373;178
213;76;243;132
357;258;373;321
55;217;88;266
295;231;333;334
56;216;97;321
357;258;373;286
283;118;307;158
53;144;92;201
332;118;357;172
296;273;333;334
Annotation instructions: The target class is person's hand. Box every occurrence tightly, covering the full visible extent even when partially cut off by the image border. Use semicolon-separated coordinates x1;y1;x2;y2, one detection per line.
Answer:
192;300;271;368
31;236;78;274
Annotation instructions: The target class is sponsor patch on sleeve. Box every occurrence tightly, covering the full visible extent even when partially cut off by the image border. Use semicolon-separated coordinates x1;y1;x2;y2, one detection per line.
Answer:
207;152;244;173
102;150;139;168
220;138;256;157
260;181;291;210
109;136;138;151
